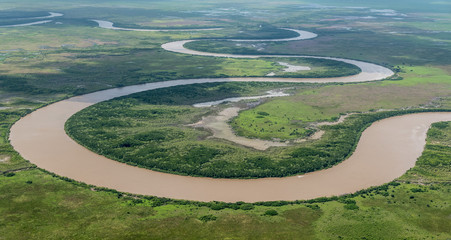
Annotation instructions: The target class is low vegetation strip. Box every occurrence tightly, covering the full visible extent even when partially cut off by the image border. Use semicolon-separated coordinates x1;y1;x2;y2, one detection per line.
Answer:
399;121;451;183
0;109;33;172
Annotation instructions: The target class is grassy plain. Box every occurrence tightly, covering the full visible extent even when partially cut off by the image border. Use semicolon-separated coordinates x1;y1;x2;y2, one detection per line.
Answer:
232;65;451;140
0;29;358;103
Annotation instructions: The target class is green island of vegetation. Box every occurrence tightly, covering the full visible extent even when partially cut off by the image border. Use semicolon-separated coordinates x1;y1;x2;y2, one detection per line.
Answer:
66;82;449;178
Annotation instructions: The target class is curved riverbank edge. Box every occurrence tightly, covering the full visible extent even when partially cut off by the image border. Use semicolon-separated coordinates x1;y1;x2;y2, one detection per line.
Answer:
9;76;451;202
0;12;63;28
162;40;393;82
228;28;318;42
0;20;53;28
93;20;223;32
160;27;392;82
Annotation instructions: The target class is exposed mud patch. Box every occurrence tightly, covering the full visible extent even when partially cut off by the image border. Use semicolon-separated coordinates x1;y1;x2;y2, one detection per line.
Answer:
0;155;11;163
190;107;288;150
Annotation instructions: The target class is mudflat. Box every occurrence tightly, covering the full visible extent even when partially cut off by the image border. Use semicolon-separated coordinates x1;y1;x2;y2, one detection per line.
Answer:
190;107;288;150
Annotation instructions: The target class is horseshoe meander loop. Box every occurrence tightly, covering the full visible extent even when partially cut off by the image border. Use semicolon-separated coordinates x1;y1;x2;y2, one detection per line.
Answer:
8;20;451;202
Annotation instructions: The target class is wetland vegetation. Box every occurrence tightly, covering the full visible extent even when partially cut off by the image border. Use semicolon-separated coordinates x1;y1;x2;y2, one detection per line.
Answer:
0;0;450;238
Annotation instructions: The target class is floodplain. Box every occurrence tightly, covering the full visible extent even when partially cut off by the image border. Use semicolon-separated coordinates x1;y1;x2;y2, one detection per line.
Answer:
0;0;450;239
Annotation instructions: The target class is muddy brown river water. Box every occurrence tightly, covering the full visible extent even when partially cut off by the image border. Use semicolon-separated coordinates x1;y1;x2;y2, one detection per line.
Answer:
9;78;451;202
9;26;450;202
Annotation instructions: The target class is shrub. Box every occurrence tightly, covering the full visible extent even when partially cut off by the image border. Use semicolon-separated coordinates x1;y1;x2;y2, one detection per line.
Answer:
240;203;255;210
210;203;227;210
388;182;401;186
199;214;217;222
263;209;278;216
339;199;356;205
344;203;359;210
411;188;426;193
306;204;320;210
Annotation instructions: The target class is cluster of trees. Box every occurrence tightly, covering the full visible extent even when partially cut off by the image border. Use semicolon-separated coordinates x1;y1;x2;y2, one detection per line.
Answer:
0;76;54;95
198;214;217;222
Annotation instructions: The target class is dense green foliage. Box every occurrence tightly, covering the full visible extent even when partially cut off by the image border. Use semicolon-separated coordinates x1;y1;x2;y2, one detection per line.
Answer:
263;209;279;216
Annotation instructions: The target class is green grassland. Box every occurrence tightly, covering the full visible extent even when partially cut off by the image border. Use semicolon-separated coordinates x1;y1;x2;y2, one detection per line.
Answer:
231;98;334;140
232;65;451;140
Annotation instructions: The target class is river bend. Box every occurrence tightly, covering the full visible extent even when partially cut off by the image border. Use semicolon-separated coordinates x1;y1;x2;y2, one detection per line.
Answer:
9;22;451;202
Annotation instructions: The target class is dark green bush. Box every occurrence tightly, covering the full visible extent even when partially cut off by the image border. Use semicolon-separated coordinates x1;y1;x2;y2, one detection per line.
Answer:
344;203;359;210
199;214;217;222
240;203;255;210
263;209;279;216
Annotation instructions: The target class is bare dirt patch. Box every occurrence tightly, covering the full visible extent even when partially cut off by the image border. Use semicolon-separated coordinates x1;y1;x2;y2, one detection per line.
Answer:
0;155;11;163
190;107;288;150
